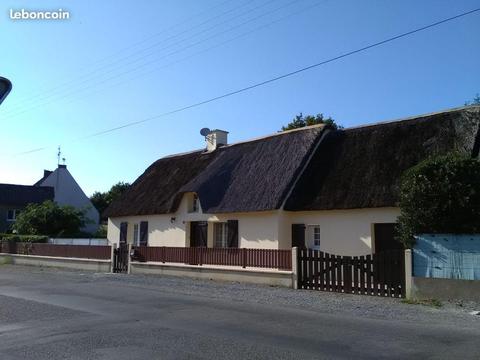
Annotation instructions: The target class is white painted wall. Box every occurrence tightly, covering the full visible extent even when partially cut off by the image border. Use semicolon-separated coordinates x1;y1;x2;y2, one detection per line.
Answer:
107;193;280;249
107;193;400;255
38;166;100;234
286;208;400;255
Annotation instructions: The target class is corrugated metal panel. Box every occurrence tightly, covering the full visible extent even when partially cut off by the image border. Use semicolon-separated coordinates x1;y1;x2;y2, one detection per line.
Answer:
413;234;480;280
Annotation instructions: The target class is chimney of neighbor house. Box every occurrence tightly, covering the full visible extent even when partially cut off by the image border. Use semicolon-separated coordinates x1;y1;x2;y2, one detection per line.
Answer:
206;129;228;151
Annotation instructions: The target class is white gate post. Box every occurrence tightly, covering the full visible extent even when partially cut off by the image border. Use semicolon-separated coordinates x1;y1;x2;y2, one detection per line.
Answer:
292;247;298;289
110;243;117;273
127;243;132;274
404;249;413;299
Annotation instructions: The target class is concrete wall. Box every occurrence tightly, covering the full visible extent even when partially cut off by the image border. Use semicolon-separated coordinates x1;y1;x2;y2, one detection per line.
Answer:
0;253;111;272
48;238;109;246
130;262;293;287
107;193;399;255
411;277;480;302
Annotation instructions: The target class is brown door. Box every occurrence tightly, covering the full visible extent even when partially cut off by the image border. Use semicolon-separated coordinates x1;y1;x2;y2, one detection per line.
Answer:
292;224;306;248
374;223;403;253
190;221;208;247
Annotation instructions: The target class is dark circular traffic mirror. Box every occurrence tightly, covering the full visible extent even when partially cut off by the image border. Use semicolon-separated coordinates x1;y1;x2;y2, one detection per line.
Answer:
0;77;12;105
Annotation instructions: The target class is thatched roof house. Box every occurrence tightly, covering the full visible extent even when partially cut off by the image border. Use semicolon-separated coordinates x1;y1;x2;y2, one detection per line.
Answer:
285;105;480;211
106;106;480;255
104;124;326;217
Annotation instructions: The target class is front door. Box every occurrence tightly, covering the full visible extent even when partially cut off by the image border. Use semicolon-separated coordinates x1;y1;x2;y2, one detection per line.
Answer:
374;223;403;253
190;221;208;247
292;224;306;248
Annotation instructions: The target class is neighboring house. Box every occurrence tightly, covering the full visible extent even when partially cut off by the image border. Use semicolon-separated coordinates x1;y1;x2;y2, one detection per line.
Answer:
105;106;480;255
0;184;54;232
34;164;100;234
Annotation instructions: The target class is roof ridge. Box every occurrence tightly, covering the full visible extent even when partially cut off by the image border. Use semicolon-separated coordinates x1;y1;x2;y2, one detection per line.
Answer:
161;124;326;159
344;105;480;132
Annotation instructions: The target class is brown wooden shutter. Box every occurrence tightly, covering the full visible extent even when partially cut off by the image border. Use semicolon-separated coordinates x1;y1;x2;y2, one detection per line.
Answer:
139;221;148;246
292;224;306;248
120;222;128;244
227;220;239;248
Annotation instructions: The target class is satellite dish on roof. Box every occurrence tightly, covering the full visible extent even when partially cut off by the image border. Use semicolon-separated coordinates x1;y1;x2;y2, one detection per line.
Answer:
200;128;211;137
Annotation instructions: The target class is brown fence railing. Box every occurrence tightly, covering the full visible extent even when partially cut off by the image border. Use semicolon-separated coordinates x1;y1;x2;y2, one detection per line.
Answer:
1;242;111;260
132;246;292;270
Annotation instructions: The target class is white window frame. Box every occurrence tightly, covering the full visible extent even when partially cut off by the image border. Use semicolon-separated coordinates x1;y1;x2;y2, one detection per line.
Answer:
307;225;321;250
214;222;229;248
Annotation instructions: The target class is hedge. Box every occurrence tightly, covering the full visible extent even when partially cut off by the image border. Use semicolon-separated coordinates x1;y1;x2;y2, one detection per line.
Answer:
0;234;49;243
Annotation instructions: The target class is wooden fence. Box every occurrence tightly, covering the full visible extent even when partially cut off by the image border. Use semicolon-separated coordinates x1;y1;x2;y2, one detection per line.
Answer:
297;249;405;297
132;246;292;270
1;242;111;260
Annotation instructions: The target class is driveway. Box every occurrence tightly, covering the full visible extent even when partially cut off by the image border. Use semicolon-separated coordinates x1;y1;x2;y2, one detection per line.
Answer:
0;265;478;359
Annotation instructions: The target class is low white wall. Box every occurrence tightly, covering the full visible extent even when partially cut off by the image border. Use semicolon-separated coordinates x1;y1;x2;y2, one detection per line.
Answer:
0;253;111;272
49;238;108;246
130;261;293;287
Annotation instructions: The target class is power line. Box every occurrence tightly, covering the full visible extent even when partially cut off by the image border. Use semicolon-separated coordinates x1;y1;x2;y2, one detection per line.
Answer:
13;7;480;156
3;0;268;115
6;0;237;105
3;0;294;120
4;0;323;117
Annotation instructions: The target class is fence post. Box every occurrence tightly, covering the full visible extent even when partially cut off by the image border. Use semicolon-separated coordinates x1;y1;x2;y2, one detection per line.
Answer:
110;243;116;273
242;248;247;269
404;249;413;299
127;243;132;274
292;247;298;289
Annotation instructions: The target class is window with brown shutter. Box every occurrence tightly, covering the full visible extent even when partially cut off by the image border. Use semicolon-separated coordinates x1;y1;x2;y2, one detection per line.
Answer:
120;222;128;244
139;221;148;246
227;220;238;248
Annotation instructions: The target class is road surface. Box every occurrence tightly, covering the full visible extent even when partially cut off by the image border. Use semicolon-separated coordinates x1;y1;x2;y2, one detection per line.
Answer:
0;265;478;359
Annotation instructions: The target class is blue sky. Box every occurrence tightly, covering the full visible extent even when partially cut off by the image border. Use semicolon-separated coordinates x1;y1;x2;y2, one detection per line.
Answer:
1;0;479;195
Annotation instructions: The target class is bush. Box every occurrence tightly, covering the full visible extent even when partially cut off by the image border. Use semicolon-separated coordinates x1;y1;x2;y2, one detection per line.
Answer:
0;234;49;243
397;153;480;247
92;225;107;238
12;200;87;237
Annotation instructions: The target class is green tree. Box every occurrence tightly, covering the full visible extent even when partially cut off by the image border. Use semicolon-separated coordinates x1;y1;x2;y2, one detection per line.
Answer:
281;113;342;131
465;93;480;106
396;153;480;248
13;201;87;237
90;182;130;220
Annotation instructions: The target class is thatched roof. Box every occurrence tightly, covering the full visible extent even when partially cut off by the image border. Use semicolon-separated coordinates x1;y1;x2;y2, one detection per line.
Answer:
284;106;480;211
104;150;219;217
104;125;326;217
0;184;54;207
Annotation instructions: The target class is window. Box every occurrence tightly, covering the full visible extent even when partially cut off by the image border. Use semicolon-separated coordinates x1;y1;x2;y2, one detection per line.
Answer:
133;224;139;246
6;209;20;221
189;194;200;213
214;222;228;248
307;225;321;249
313;226;321;247
120;222;128;244
214;220;239;248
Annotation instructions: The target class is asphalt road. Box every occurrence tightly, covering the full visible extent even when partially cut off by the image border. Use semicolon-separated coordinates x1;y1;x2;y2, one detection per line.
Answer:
0;266;479;359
